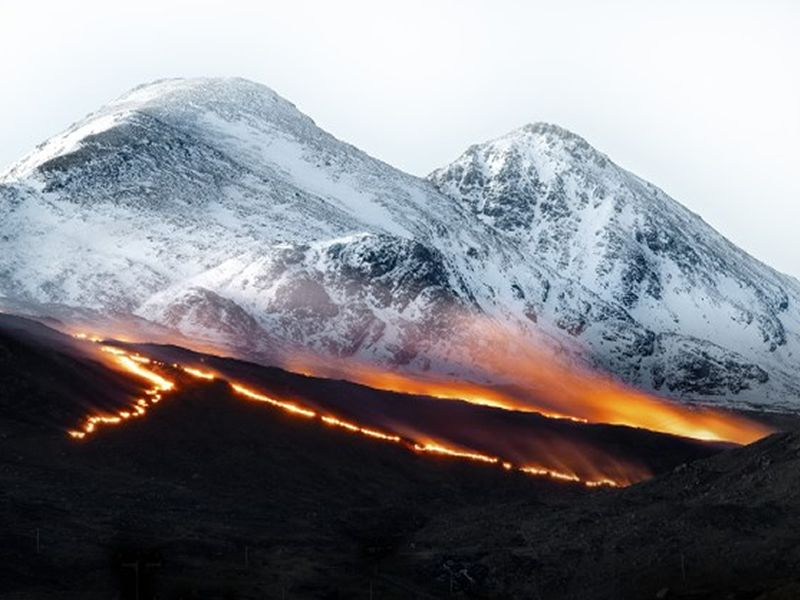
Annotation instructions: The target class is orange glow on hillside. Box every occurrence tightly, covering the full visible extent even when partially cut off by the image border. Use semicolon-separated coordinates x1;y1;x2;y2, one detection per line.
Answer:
283;318;771;445
325;363;769;444
67;345;173;439
230;383;317;418
320;415;402;442
412;441;499;464
68;337;641;487
182;366;215;380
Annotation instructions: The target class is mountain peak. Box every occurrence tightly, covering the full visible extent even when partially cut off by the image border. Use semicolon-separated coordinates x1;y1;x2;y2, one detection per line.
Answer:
107;76;293;113
2;77;799;412
430;121;610;193
0;77;313;183
491;121;600;161
428;120;612;207
518;121;583;139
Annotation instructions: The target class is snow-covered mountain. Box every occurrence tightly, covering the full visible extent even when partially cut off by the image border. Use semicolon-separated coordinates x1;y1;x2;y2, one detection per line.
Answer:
1;77;798;409
429;124;800;404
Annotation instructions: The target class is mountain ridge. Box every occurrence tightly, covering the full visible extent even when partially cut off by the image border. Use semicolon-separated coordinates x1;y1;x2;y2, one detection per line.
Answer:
2;76;798;410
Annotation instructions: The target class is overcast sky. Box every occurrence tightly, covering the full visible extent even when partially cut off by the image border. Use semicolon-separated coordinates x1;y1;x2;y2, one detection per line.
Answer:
1;1;798;277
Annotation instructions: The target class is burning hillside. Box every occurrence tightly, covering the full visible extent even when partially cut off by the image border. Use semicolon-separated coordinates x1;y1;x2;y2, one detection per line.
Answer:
47;315;756;488
0;312;792;600
67;337;641;487
281;317;771;445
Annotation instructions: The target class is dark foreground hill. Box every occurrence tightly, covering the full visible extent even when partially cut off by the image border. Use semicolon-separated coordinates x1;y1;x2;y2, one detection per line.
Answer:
1;313;798;599
388;430;800;599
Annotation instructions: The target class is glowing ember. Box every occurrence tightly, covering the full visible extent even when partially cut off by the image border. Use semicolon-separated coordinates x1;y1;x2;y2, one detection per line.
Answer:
115;356;174;391
321;415;401;442
230;383;317;418
74;332;104;343
182;366;215;380
100;346;126;356
413;442;500;464
519;465;619;488
67;344;176;439
128;355;151;364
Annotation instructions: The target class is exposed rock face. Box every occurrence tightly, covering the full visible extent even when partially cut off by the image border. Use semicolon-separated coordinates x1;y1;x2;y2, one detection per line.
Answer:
429;122;800;406
138;234;470;363
2;78;799;408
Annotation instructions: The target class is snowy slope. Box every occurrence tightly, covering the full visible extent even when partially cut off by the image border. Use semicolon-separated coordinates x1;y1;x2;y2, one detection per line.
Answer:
429;124;800;404
1;78;799;409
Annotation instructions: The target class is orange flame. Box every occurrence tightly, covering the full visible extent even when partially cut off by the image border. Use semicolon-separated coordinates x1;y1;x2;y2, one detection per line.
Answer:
321;415;402;442
230;383;317;418
412;442;500;464
182;366;215;380
282;318;771;445
324;364;769;444
68;337;638;487
67;345;172;439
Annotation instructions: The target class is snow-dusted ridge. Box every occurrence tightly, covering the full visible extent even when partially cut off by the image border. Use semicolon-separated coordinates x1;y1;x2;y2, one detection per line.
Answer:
1;77;799;410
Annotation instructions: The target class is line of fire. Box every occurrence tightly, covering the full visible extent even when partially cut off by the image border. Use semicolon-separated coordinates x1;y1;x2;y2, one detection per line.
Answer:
67;332;770;489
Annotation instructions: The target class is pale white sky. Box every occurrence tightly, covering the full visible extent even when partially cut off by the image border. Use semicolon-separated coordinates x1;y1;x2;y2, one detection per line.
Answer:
1;1;798;277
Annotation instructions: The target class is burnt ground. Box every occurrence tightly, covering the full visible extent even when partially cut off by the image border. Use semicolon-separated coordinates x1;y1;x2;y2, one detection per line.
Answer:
1;314;800;599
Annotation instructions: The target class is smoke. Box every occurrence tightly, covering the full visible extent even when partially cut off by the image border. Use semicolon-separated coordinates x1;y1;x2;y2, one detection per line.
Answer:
281;315;771;445
67;312;771;487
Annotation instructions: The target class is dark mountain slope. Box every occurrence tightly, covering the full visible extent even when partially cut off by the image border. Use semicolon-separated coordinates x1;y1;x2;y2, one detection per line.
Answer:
0;313;782;599
390;430;800;599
